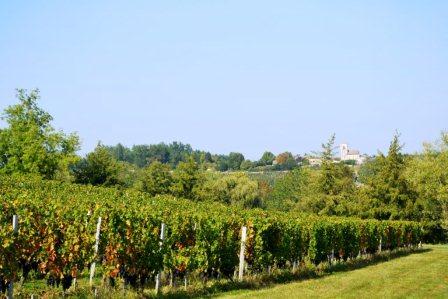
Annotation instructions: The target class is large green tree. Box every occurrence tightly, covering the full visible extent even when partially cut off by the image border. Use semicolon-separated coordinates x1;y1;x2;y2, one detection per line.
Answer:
305;134;356;216
357;157;379;184
268;168;310;211
228;152;245;170
71;143;119;186
0;89;79;179
317;134;337;195
258;151;275;166
361;134;419;220
170;156;202;199
199;172;262;208
135;160;173;196
406;132;448;230
268;135;356;215
215;155;229;171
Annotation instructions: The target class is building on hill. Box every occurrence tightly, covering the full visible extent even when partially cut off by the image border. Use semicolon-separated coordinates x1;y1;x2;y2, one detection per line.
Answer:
307;157;322;166
339;143;366;165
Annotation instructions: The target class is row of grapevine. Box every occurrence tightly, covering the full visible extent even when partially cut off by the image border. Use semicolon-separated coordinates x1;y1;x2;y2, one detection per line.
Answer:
0;175;422;293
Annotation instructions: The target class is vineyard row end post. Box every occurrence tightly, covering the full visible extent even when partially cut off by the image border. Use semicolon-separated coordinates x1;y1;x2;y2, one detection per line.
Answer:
8;215;19;299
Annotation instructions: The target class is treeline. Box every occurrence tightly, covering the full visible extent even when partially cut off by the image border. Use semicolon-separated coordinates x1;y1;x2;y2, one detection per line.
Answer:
105;142;301;171
0;89;447;241
72;149;263;209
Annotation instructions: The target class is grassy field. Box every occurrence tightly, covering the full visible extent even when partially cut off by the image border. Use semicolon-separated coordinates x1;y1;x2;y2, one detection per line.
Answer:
216;245;448;299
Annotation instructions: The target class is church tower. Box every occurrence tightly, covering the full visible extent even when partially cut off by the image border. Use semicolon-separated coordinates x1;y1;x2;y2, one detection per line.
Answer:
340;144;348;160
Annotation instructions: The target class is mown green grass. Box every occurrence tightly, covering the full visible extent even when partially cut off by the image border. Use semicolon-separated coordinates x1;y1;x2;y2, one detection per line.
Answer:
215;245;448;299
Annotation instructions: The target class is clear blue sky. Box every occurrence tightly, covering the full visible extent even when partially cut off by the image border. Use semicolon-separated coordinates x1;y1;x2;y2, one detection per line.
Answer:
0;1;447;159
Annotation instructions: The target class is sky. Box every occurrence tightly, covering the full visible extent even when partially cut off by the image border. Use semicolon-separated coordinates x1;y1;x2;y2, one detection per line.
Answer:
0;1;447;160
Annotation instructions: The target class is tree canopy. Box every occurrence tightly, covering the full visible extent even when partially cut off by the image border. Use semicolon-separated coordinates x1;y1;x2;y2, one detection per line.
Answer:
0;89;79;179
71;143;119;186
135;161;173;196
361;134;419;220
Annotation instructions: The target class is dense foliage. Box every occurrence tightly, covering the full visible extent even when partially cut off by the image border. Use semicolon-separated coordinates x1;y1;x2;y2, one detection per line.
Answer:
1;90;447;241
0;89;79;180
1;90;447;242
105;142;205;168
104;143;301;172
0;175;421;291
71;144;120;186
266;134;448;241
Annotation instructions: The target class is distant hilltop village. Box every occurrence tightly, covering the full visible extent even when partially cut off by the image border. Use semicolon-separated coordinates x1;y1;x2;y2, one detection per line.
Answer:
306;143;367;166
339;143;366;165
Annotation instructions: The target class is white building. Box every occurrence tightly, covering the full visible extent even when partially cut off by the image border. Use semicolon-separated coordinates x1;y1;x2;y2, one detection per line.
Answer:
340;144;366;165
307;157;322;166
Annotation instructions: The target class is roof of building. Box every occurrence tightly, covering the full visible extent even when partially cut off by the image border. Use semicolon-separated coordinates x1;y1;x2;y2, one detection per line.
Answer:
347;149;360;155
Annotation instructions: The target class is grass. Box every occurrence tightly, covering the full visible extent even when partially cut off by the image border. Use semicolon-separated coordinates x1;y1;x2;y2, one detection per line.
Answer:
12;245;447;298
215;244;448;299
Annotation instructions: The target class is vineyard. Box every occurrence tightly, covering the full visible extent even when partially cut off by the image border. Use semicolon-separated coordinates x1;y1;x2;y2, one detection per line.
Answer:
0;175;422;296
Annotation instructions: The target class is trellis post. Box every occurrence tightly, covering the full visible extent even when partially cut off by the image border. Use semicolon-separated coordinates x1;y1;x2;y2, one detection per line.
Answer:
238;226;247;282
7;215;19;299
155;223;166;294
89;217;102;286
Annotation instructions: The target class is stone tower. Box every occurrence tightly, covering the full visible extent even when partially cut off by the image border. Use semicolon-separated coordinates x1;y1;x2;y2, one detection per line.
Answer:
340;143;348;160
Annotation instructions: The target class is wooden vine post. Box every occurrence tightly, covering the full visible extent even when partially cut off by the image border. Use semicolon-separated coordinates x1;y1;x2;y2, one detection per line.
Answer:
238;226;247;282
155;223;166;294
89;217;102;286
8;215;19;299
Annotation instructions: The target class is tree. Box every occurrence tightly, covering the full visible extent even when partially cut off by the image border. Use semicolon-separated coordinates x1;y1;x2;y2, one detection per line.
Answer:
268;168;310;211
216;155;229;171
0;89;79;179
228;152;245;170
406;132;448;237
317;134;337;195
71;143;119;186
361;134;419;220
258;151;275;166
170;156;202;199
268;135;356;216
240;159;254;170
198;151;214;170
199;172;262;208
203;152;213;163
106;143;133;163
274;152;297;170
116;161;140;188
135;161;173;196
132;144;151;167
357;157;379;184
105;142;207;169
167;141;193;167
